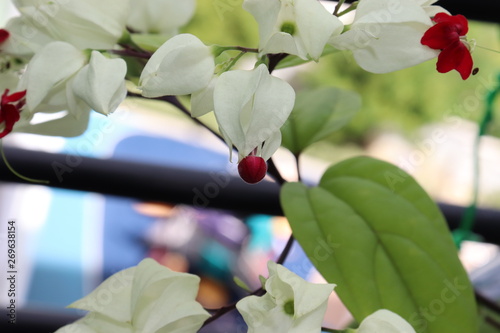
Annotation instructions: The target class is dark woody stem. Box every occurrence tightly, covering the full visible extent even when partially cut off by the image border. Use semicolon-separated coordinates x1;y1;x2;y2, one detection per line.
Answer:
110;48;152;59
128;52;294;328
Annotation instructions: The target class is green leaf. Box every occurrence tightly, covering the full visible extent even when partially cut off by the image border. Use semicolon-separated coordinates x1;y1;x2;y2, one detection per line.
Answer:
280;87;360;155
130;33;170;53
275;44;339;70
233;276;252;293
280;156;478;333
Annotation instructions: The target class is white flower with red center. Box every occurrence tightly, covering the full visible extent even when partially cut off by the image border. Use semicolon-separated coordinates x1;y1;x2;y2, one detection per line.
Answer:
330;0;447;74
212;64;295;183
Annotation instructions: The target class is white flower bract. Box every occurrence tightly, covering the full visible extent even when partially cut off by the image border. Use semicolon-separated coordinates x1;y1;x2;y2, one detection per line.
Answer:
329;0;446;73
139;34;215;98
213;64;295;161
19;41;88;116
12;0;129;50
244;0;343;61
356;309;416;333
236;261;335;333
127;0;196;37
55;258;210;333
72;51;127;116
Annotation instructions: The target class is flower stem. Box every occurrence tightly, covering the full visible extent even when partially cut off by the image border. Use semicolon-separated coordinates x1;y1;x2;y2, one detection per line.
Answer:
0;140;49;184
453;74;500;247
322;328;350;333
337;1;358;17
475;44;500;54
109;48;152;59
276;234;294;265
333;0;345;16
202;287;265;327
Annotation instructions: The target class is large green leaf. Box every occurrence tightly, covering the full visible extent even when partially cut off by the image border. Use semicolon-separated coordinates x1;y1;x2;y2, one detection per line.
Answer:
280;156;478;333
280;87;360;155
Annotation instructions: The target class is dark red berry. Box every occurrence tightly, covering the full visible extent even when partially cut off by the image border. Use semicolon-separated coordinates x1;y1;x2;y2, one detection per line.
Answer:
238;156;267;184
0;29;10;44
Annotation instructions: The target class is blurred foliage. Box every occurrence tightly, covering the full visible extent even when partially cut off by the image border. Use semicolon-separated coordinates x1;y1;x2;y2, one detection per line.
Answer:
185;5;500;147
294;21;500;146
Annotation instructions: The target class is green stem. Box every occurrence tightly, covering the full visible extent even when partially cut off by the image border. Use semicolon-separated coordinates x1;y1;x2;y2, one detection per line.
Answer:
337;1;358;17
454;74;500;247
0;141;49;184
475;45;500;54
333;0;346;16
221;51;246;73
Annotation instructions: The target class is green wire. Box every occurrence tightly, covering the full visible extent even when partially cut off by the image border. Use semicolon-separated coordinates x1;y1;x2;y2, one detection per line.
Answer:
453;73;500;248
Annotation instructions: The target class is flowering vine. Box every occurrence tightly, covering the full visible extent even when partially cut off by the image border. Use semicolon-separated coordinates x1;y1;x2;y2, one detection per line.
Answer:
0;0;489;332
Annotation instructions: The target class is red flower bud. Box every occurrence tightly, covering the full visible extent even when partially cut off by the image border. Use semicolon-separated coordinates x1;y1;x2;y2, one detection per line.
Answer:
238;156;267;184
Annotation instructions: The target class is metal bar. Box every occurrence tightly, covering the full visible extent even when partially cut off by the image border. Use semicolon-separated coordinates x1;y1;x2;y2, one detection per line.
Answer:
1;147;500;244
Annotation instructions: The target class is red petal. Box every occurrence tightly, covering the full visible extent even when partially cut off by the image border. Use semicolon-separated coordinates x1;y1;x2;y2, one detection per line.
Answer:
0;29;9;44
436;41;473;80
421;22;460;49
432;13;469;36
238;156;267;184
1;90;26;105
0;104;21;138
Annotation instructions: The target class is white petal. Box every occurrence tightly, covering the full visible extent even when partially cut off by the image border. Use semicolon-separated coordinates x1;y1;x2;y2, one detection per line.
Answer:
127;0;196;35
213;65;263;156
294;0;344;60
68;267;135;322
243;0;281;52
190;76;217;117
131;258;210;332
244;0;343;60
260;131;282;161
357;309;416;333
139;34;214;97
329;0;439;73
242;65;295;157
21;41;86;112
236;261;333;333
332;23;438;73
72;51;127;115
14;0;129;50
1;16;54;57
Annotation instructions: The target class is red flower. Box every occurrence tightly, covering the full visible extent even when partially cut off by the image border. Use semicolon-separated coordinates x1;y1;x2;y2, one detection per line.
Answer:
0;29;9;45
0;89;26;138
421;13;473;80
